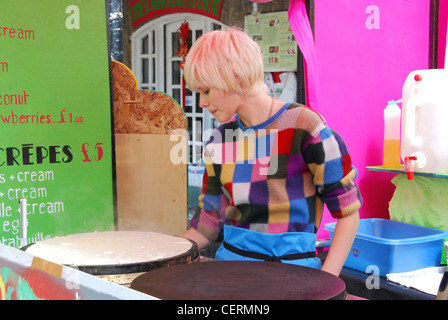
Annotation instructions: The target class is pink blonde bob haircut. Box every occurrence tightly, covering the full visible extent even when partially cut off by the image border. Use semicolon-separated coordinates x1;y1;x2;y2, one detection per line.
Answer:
184;27;266;96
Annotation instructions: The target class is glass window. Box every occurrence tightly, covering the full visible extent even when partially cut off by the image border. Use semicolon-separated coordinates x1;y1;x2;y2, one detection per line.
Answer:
141;35;148;54
196;146;202;163
195;119;202;141
195;92;200;107
171;61;180;85
132;16;226;165
187;118;193;143
189;145;194;163
171;31;180;57
172;88;181;105
195;30;203;41
141;58;149;84
195;94;203;113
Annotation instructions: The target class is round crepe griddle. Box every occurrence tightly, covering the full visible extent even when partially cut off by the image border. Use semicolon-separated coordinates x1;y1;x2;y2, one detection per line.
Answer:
23;232;199;276
131;261;347;300
73;241;198;276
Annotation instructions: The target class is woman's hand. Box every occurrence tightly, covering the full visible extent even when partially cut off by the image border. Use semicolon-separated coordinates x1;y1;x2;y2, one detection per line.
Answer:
183;228;212;250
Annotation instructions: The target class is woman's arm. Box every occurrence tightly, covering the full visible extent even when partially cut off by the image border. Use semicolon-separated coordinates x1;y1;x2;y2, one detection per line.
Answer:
183;227;212;251
321;211;359;276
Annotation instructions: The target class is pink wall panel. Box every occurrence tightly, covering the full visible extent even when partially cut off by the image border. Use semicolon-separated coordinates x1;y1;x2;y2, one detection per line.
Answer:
313;0;430;238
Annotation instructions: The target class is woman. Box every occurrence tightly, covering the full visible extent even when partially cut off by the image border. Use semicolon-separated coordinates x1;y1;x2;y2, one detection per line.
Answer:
183;27;361;276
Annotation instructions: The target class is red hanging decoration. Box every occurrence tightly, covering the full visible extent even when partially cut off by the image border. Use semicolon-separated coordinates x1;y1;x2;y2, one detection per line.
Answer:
176;20;192;110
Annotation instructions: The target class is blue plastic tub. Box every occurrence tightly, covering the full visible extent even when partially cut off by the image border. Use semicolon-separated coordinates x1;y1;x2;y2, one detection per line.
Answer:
325;218;448;277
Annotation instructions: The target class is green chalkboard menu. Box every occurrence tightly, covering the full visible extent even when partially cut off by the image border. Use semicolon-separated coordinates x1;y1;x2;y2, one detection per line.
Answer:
0;0;115;247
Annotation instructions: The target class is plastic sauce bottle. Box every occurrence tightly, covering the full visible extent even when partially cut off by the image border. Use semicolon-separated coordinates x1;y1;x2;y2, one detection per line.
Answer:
383;100;401;168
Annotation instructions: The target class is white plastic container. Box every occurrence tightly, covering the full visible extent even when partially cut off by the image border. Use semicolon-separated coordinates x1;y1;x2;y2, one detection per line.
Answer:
401;69;448;173
383;100;401;168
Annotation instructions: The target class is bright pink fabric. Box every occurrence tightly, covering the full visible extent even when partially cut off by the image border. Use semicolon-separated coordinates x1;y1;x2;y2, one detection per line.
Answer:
288;0;318;109
289;0;431;238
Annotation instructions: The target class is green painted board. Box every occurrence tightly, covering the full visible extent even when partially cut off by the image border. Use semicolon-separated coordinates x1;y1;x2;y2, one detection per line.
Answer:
0;0;115;247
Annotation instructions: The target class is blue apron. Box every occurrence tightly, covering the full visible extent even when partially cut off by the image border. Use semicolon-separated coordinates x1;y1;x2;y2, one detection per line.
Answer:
215;225;321;269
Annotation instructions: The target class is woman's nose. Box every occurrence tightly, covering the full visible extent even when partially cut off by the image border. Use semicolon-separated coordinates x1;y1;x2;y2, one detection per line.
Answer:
199;93;209;109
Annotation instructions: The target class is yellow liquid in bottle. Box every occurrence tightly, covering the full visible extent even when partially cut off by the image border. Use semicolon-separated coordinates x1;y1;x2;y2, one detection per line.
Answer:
383;139;401;168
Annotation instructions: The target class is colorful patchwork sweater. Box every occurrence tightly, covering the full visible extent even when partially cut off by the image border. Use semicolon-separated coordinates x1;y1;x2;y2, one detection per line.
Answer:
190;102;362;242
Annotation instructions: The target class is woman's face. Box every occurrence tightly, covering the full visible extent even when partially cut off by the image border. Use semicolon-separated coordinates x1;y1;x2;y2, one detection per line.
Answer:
198;88;239;123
